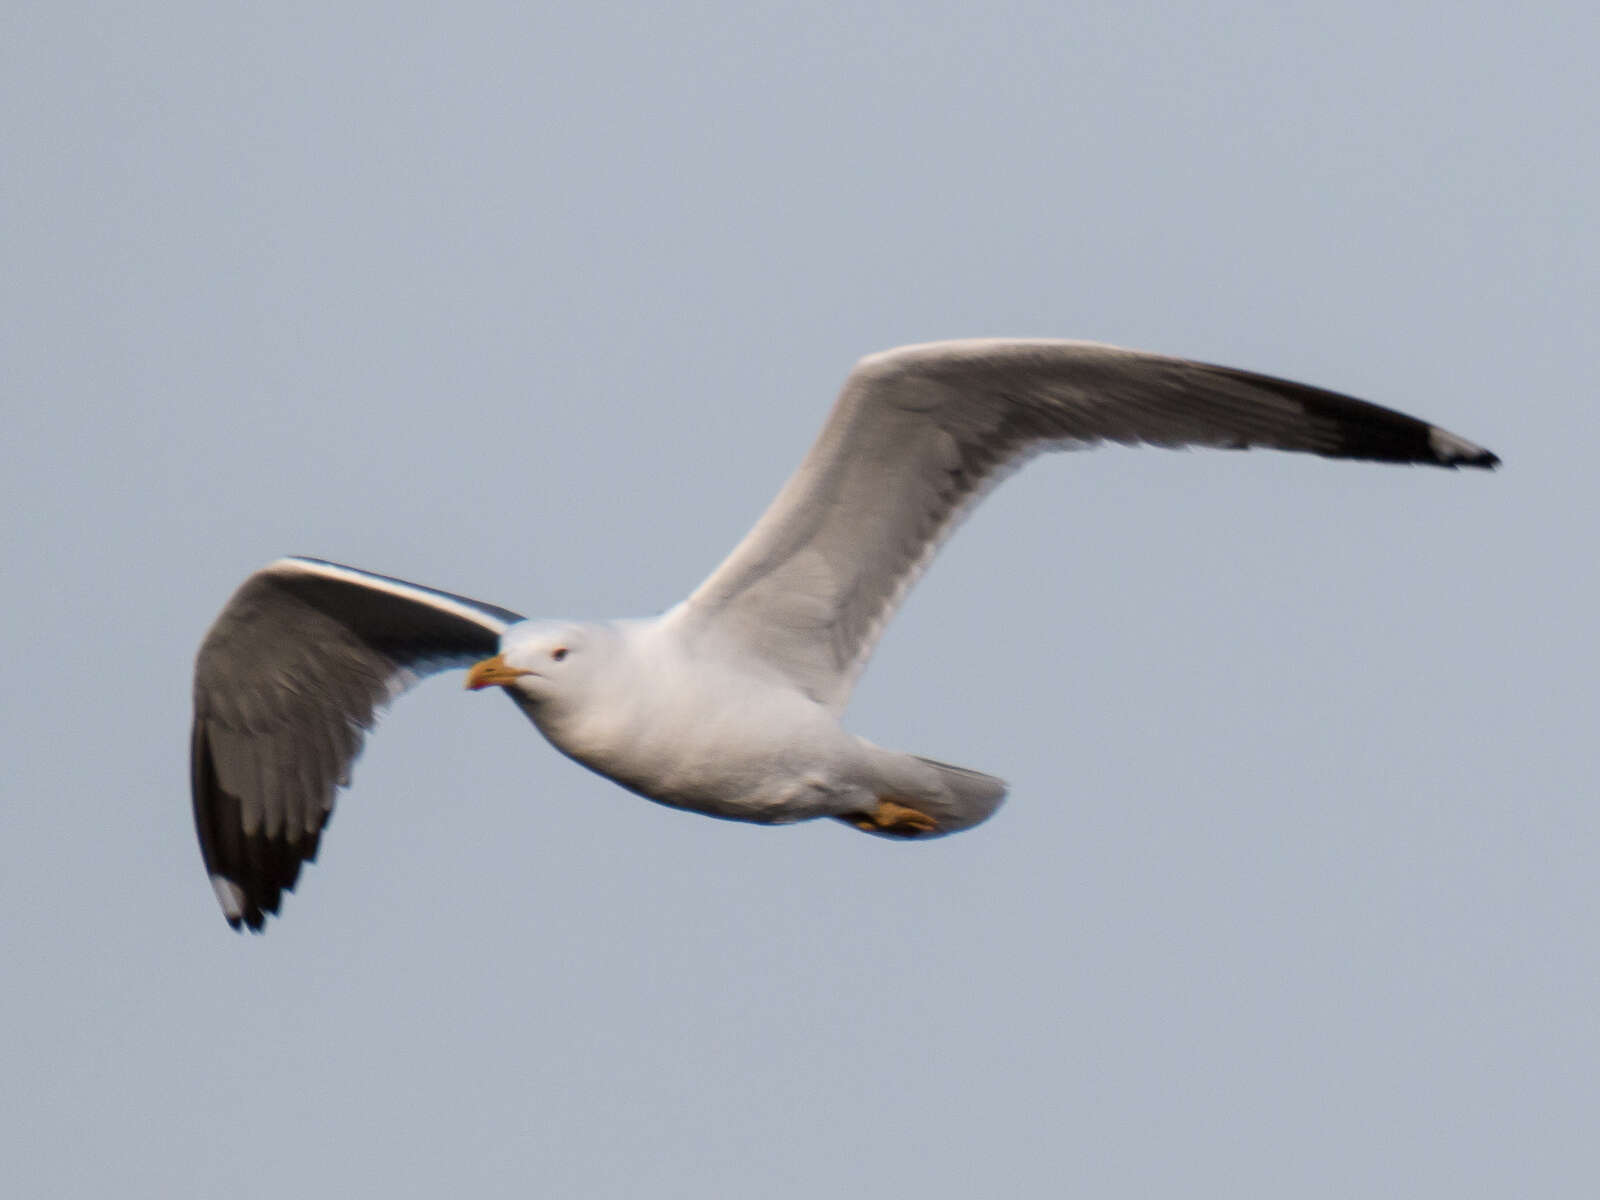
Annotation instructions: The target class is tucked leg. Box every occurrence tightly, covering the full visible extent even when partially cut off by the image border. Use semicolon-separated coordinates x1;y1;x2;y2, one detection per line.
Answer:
842;796;941;837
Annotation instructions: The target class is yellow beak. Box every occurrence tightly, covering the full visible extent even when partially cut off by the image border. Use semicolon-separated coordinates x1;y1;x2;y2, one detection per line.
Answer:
465;654;533;691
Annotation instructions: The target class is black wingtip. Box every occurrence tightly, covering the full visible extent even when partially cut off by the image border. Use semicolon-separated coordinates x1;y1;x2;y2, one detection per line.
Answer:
223;902;269;934
1442;446;1499;470
1197;361;1499;471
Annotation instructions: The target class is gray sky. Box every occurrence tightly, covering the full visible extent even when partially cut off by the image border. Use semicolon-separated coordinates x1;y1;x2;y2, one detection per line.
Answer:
4;3;1595;1196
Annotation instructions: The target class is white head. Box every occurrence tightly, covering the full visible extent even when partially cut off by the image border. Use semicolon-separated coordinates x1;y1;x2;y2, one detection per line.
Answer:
464;620;614;710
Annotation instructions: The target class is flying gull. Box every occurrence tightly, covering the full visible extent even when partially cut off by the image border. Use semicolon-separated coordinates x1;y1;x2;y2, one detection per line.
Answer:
192;339;1498;930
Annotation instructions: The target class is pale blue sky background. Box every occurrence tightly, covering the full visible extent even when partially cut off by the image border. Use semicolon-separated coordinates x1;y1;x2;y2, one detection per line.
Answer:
3;3;1595;1196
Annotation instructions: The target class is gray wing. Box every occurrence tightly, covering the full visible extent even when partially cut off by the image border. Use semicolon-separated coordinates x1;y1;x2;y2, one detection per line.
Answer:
191;557;523;931
672;338;1498;711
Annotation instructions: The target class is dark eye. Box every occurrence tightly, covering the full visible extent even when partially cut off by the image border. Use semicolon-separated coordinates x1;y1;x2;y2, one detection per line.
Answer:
551;647;568;662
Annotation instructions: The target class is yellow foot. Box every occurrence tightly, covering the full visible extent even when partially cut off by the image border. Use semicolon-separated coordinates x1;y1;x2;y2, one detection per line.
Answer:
847;797;941;837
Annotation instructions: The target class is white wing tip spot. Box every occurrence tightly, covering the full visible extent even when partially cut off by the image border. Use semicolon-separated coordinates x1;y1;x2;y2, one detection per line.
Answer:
1428;426;1499;467
210;875;246;921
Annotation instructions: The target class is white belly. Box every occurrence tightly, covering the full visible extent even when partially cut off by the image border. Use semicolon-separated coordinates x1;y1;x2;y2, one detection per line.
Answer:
526;662;871;824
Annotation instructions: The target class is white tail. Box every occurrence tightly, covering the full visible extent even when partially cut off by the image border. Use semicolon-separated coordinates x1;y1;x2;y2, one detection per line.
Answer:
913;755;1008;833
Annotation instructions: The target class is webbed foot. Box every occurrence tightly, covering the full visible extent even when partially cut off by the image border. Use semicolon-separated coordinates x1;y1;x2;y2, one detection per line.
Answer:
844;797;941;837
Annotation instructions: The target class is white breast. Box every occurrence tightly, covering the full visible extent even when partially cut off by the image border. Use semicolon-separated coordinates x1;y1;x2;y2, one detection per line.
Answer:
530;624;859;822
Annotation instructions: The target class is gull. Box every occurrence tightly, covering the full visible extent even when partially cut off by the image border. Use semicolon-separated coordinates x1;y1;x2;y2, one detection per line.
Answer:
192;339;1498;930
